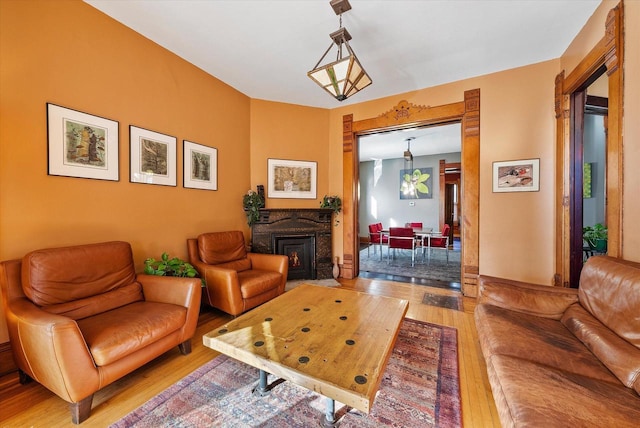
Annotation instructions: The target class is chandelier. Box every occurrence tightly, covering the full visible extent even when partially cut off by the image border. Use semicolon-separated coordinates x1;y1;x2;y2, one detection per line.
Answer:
307;0;372;101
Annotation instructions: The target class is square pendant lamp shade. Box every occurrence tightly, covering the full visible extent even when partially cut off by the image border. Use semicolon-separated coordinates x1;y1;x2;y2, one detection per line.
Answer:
308;0;372;101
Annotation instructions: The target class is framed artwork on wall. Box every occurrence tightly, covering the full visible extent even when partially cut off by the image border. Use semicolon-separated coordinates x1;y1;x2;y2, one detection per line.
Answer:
399;167;433;199
183;140;217;190
493;158;540;192
267;158;317;199
129;125;177;186
47;103;119;181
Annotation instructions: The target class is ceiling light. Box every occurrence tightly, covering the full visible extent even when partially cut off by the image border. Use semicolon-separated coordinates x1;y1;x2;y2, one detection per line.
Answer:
404;137;414;171
307;0;372;101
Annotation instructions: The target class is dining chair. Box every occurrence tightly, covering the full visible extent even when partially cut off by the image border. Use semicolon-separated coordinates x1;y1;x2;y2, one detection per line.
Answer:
367;223;388;257
428;224;451;262
387;227;420;267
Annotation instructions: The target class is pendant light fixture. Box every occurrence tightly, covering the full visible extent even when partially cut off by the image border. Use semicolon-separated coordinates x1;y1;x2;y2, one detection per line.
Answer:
401;137;416;197
404;137;415;172
307;0;372;101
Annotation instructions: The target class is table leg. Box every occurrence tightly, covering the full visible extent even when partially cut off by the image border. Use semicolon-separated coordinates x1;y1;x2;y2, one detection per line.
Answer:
321;396;338;427
252;369;270;397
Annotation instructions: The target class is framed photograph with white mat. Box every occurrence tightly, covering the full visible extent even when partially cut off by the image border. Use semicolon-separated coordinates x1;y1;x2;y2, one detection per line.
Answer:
46;103;119;181
493;158;540;192
267;158;317;199
183;140;217;191
129;125;176;186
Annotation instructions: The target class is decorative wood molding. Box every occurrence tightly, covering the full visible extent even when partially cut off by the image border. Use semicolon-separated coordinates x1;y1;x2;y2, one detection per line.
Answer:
377;100;431;122
555;1;624;286
0;342;17;377
343;90;480;297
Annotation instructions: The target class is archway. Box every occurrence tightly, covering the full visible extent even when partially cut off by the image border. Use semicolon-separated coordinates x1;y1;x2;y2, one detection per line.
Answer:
341;90;480;296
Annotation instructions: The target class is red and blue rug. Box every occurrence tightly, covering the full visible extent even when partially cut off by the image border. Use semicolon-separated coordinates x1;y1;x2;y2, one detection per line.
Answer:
111;318;461;427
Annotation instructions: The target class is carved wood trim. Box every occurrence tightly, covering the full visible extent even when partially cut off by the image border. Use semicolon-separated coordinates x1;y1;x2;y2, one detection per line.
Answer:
342;92;480;297
555;1;623;286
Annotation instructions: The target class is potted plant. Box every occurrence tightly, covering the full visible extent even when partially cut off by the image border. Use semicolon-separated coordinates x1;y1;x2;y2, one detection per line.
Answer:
243;189;265;226
320;195;342;226
144;252;200;279
583;223;607;252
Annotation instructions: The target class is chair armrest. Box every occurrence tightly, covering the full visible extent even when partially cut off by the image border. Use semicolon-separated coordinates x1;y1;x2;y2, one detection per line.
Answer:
137;274;201;308
477;275;579;320
5;298;99;402
248;253;288;275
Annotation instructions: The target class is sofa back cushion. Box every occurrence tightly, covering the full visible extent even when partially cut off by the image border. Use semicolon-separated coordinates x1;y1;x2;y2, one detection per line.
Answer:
198;231;250;270
579;256;640;349
21;241;142;318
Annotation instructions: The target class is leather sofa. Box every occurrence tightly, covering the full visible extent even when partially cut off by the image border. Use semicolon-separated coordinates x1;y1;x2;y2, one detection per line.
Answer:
0;241;201;424
187;231;288;316
475;255;640;427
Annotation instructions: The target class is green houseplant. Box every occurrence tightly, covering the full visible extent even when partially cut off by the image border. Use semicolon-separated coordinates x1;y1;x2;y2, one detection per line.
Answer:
583;223;607;252
320;195;342;226
144;252;199;279
243;189;265;226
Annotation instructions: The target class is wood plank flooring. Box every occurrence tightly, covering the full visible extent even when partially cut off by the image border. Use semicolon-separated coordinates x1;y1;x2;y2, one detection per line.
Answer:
0;277;500;427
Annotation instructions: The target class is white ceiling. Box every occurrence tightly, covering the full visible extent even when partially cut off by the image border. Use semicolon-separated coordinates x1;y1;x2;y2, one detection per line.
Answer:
84;0;600;110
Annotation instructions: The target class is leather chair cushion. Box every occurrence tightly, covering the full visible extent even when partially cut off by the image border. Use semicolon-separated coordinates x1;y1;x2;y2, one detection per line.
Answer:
198;231;247;265
42;283;143;320
237;269;282;299
562;303;640;394
476;303;619;384
77;301;187;366
488;354;640;427
22;241;137;307
578;256;640;348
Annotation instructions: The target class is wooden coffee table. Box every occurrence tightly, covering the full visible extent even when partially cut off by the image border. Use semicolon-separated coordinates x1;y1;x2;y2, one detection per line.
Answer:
202;284;409;425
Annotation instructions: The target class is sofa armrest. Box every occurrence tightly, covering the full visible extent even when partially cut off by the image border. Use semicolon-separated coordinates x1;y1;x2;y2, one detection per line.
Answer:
477;275;579;320
137;274;201;308
5;298;100;402
248;253;288;275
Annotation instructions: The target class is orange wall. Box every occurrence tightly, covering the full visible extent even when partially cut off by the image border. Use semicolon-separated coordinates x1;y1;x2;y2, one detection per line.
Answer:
249;99;331;209
0;1;252;340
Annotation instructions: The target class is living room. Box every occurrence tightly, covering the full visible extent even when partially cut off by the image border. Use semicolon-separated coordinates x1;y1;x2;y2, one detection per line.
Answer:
1;0;639;426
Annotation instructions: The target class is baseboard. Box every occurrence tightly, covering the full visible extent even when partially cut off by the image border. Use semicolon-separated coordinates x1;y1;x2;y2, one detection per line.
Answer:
0;342;17;377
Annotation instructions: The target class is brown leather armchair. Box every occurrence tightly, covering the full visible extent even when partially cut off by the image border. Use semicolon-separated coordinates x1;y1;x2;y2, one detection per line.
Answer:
187;231;288;316
0;241;201;424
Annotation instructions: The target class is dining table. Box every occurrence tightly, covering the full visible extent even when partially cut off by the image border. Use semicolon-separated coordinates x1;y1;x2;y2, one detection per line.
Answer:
377;227;435;261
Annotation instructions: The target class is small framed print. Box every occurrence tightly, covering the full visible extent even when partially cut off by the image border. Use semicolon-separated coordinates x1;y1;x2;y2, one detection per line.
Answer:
129;126;176;186
183;140;217;191
267;158;317;199
46;103;119;181
493;158;540;192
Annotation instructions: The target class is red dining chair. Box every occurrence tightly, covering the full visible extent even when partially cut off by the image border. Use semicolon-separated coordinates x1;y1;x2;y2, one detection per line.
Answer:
406;222;423;229
387;227;420;267
367;223;388;257
428;224;451;262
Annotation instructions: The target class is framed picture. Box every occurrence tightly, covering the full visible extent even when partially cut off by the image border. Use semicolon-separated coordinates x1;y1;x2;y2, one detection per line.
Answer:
46;103;119;181
493;158;540;192
267;158;317;199
183;140;217;190
130;126;176;186
400;167;433;199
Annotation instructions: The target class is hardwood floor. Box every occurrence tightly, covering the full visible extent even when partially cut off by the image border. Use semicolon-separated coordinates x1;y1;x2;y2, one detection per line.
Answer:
0;277;500;427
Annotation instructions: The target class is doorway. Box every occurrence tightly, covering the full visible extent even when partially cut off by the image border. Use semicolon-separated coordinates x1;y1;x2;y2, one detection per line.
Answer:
341;92;481;297
356;124;462;289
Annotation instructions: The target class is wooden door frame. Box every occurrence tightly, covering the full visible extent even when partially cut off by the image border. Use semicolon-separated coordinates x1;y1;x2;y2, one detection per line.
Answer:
341;90;480;296
554;2;624;287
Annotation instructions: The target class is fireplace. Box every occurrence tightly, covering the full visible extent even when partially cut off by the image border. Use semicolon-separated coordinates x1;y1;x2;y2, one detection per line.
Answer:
251;209;333;280
274;234;316;280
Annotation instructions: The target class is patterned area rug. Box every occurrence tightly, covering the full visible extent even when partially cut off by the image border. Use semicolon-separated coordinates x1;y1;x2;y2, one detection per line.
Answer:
360;246;461;285
285;278;341;291
111;319;461;427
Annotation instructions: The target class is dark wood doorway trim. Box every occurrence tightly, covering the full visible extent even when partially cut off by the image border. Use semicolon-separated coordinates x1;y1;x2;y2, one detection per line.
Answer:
554;2;623;287
342;91;480;297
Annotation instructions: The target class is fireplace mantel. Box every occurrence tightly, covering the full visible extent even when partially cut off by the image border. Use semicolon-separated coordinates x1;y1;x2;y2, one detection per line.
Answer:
251;208;333;280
